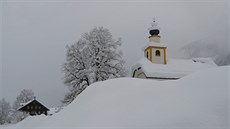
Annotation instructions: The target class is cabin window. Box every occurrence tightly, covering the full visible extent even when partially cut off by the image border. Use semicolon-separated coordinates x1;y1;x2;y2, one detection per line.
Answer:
155;50;160;56
31;111;35;115
39;106;41;109
146;51;149;58
35;106;37;109
31;106;33;109
27;106;30;109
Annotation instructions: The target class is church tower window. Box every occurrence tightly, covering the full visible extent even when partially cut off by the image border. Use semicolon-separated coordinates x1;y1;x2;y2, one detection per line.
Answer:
155;50;160;56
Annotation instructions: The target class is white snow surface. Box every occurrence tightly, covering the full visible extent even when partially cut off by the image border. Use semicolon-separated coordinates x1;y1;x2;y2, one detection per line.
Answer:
132;57;217;79
47;107;62;116
2;66;229;129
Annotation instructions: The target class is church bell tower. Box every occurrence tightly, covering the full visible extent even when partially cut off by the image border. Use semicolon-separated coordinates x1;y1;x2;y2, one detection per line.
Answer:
144;18;167;64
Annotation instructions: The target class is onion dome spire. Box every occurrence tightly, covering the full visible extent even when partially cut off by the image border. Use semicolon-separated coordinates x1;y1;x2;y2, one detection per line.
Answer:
148;17;160;36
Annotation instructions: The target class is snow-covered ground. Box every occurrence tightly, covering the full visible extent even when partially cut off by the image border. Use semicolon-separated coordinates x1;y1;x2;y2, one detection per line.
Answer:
1;66;229;129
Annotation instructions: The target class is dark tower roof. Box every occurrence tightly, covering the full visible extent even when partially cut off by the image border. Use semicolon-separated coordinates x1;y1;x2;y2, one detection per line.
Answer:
149;29;159;35
148;18;160;36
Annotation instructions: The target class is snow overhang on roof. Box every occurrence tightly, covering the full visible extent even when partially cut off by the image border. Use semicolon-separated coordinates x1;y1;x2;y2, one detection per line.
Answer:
18;99;34;110
132;57;217;79
142;42;167;51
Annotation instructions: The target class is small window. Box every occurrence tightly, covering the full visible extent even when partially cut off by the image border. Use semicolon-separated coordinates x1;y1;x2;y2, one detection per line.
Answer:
146;51;149;58
27;106;30;109
155;50;160;56
31;106;33;109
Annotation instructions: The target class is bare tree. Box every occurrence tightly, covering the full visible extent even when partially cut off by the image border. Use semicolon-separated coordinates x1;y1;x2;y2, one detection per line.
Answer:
62;27;126;104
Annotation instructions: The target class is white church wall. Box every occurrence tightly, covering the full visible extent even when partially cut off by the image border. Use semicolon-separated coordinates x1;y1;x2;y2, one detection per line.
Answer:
151;48;164;64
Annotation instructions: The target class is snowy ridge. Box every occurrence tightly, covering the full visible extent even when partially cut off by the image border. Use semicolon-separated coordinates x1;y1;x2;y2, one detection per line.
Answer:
2;66;228;129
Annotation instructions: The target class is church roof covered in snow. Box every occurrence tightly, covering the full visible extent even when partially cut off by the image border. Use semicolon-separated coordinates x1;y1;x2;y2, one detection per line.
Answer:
132;57;217;79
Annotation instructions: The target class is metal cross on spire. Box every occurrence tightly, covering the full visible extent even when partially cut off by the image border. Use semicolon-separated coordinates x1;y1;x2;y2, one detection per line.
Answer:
153;17;156;22
151;17;157;27
148;17;160;31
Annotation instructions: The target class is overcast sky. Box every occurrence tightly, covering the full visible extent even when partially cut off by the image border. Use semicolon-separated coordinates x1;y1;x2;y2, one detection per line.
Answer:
0;0;229;107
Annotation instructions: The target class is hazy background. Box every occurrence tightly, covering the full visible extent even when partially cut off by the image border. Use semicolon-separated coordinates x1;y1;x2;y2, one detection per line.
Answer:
0;0;229;107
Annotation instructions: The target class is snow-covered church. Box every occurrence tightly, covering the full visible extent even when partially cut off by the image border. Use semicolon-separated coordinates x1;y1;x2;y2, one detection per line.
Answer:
132;19;217;80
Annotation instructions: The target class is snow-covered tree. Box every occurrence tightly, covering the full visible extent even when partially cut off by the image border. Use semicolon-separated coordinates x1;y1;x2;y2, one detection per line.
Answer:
0;98;11;124
11;89;34;122
63;27;126;104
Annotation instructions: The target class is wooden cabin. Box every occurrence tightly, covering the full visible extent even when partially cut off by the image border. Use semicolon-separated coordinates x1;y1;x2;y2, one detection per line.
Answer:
18;98;49;116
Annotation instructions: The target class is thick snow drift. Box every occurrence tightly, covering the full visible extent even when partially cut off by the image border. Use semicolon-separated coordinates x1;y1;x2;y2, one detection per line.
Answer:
3;66;229;129
132;57;217;79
